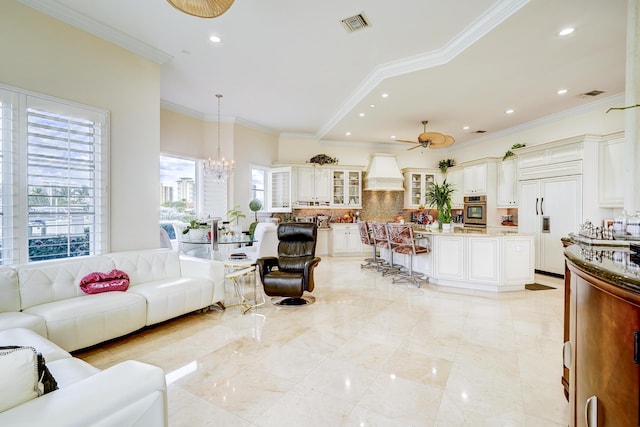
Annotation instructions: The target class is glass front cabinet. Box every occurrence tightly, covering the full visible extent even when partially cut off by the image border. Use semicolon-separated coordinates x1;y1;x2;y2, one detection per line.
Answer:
403;169;439;209
331;169;362;208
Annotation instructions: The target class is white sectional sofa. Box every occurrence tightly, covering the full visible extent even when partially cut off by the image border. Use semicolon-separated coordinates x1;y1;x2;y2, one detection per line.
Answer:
0;327;168;426
0;248;225;351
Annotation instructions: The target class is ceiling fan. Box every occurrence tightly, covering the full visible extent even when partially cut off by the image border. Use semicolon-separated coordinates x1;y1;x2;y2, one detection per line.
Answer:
395;120;455;150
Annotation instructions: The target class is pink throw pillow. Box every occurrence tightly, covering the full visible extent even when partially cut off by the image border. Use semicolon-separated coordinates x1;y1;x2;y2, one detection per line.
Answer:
80;269;130;294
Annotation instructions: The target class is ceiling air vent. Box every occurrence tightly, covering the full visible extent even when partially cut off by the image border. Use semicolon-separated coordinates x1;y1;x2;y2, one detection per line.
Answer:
474;130;487;134
341;13;371;33
582;90;605;97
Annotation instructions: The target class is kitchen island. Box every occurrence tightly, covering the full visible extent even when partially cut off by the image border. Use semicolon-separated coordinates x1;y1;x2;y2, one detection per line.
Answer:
384;226;535;292
563;243;640;426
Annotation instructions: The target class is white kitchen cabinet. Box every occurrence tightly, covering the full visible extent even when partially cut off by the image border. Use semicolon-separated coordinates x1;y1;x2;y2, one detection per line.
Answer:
295;165;331;207
330;223;362;256
433;235;465;280
267;166;292;213
403;169;437;208
502;236;535;284
332;169;362;208
519;175;581;275
598;132;624;207
467;237;499;283
497;158;518;207
316;228;330;256
446;168;464;208
463;163;487;195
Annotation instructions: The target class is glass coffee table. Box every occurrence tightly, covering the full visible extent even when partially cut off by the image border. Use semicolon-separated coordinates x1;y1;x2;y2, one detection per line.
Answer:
224;259;264;314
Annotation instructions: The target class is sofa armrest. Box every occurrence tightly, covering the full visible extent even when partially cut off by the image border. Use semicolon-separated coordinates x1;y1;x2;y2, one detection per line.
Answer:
179;255;224;282
0;360;168;427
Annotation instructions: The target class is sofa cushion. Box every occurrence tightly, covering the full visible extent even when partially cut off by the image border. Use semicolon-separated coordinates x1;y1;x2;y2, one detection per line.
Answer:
128;277;214;325
0;312;47;337
0;266;20;313
0;328;71;362
108;249;182;286
0;346;39;412
47;357;100;389
17;256;116;310
23;292;147;352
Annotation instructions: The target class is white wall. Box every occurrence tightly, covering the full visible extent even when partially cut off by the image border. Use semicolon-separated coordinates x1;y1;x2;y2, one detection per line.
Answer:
1;1;161;251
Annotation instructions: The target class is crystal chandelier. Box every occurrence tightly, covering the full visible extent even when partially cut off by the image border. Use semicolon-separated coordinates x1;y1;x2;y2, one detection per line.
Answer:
166;0;235;18
203;94;235;181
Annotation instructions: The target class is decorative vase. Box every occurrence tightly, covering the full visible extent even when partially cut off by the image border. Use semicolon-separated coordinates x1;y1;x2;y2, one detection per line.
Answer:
441;223;452;232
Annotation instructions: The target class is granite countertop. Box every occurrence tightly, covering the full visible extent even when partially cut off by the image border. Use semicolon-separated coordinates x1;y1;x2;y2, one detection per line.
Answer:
414;227;527;237
564;244;640;294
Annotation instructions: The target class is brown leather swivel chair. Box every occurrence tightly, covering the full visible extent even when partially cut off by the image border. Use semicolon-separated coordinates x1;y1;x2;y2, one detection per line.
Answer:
256;222;321;306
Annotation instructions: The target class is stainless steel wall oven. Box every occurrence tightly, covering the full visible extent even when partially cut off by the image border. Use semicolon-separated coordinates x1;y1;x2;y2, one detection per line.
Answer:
463;195;487;226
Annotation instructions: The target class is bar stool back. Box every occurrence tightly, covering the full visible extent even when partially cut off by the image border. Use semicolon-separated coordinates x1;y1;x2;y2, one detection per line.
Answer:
386;223;430;287
370;222;400;276
357;221;383;269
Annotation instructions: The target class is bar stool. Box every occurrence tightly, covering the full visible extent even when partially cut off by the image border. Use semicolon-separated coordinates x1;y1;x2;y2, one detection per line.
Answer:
357;221;383;269
370;221;401;277
386;223;430;287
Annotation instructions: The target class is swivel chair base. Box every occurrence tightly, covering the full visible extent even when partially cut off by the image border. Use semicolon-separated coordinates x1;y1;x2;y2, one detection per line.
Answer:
270;295;316;306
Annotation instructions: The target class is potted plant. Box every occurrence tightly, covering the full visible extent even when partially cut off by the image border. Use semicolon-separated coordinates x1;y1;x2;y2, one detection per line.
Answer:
226;205;246;238
182;218;209;241
503;143;526;160
248;198;263;239
425;179;455;230
438;158;455;174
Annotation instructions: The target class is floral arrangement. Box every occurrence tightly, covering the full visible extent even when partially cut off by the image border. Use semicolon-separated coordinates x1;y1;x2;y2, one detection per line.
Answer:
308;153;338;165
503;143;526;160
438;158;455;173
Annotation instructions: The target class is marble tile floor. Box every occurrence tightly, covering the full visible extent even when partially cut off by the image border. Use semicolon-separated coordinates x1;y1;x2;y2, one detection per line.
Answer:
75;257;569;427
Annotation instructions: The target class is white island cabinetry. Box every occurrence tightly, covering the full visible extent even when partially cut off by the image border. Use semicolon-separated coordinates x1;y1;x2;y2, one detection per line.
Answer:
411;229;534;291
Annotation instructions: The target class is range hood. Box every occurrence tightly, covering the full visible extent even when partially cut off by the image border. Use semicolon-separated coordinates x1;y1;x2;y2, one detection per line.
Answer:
364;153;404;191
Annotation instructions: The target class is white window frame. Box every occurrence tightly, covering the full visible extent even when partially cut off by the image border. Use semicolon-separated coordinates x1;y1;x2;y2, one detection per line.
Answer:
0;83;109;265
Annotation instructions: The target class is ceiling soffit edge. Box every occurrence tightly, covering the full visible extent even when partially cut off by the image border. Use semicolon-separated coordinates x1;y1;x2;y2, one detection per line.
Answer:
453;93;625;150
16;0;173;64
316;0;531;140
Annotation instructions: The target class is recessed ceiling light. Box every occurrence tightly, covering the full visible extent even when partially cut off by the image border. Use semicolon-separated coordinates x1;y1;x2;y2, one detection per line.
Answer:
345;132;351;136
463;125;470;130
209;35;222;43
381;93;389;98
505;109;514;114
559;27;574;36
370;104;375;108
557;89;568;95
390;135;396;139
359;113;365;117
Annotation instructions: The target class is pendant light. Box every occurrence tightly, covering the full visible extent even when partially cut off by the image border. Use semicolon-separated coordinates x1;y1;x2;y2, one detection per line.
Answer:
203;94;235;181
166;0;235;18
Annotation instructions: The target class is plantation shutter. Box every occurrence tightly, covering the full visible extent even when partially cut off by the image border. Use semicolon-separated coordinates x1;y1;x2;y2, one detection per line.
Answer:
199;165;228;220
25;96;108;262
0;89;19;265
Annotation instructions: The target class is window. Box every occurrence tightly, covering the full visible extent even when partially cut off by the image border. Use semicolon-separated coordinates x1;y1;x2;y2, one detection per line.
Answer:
0;84;108;265
159;154;227;240
251;165;266;206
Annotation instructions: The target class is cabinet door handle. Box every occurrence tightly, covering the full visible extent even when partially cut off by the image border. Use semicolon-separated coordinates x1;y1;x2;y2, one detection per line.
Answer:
585;395;598;427
540;197;544;215
535;198;539;215
634;330;639;364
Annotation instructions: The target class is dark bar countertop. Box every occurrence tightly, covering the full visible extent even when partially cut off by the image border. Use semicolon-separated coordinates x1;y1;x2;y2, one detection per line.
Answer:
564;244;640;295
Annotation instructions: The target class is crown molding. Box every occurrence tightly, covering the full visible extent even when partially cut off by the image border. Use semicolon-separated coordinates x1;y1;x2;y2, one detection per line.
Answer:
160;100;206;120
16;0;173;64
316;0;530;139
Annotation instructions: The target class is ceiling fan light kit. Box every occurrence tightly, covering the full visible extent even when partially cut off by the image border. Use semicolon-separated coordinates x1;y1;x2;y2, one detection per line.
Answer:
167;0;235;18
396;120;455;150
